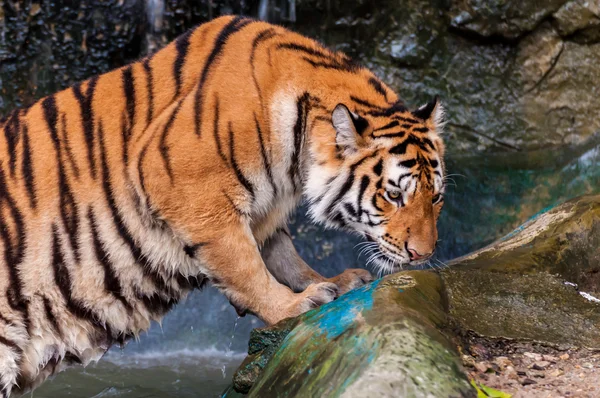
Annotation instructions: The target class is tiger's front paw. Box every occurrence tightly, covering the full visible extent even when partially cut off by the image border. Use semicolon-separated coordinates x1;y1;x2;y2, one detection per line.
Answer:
288;282;338;317
328;268;374;296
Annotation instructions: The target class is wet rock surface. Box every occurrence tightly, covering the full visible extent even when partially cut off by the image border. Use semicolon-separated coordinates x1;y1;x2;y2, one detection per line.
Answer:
444;195;600;348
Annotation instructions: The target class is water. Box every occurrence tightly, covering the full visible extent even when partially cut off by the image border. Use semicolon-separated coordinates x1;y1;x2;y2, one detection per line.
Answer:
221;317;241;379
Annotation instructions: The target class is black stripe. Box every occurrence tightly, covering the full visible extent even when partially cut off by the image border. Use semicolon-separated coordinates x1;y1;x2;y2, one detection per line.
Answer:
373;120;399;132
373;159;383;176
372;192;383;212
51;224;104;328
350;96;386;112
254;114;277;196
277;42;339;63
213;95;227;162
390;135;433;155
0;335;20;353
430;159;439;168
174;30;193;98
228;123;255;200
0;164;29;331
96;121;175;299
343;202;358;219
42;295;61;336
400;159;417;168
183;243;205;258
122;66;136;165
72;76;98;179
88;208;133;313
413;127;428;133
193;16;253;136
251;29;278;105
43;96;81;263
330;211;349;228
368;101;408;117
324;152;375;218
143;59;154;126
289;93;311;192
301;58;356;72
357;175;370;217
159;100;183;182
60;113;80;178
368;77;388;101
393;115;419;124
397;172;413;183
21;124;36;209
375;131;405;139
3;111;20;177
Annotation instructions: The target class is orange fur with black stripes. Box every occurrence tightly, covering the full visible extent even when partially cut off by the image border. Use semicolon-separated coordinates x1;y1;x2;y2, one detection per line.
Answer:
0;16;445;395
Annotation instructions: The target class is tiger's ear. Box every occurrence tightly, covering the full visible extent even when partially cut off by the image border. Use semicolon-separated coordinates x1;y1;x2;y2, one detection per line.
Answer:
332;104;366;155
411;96;445;131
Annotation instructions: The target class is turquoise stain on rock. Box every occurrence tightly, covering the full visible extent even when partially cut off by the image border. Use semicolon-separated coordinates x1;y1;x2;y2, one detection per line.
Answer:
308;279;382;339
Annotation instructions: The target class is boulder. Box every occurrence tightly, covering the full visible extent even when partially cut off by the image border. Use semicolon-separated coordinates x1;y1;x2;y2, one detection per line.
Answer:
226;195;600;396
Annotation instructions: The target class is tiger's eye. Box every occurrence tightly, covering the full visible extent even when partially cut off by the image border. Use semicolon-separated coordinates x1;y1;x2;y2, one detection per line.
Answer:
389;191;401;200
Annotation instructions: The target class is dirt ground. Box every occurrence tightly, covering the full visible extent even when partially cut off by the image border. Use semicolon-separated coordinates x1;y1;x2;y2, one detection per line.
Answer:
463;339;600;397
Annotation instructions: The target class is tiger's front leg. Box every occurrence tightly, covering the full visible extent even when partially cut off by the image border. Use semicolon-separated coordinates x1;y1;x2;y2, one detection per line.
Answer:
196;223;338;325
261;226;374;296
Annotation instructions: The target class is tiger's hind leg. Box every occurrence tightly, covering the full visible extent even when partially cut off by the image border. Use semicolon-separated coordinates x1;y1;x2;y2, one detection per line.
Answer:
261;226;374;296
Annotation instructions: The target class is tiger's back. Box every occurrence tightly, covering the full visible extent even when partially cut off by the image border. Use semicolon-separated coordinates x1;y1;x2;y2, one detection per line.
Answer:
0;15;446;396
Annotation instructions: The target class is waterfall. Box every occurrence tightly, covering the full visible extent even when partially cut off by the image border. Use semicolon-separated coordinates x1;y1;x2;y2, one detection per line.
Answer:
258;0;296;22
145;0;165;54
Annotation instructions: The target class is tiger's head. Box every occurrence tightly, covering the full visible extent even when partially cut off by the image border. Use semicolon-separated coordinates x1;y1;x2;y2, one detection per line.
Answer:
307;96;445;274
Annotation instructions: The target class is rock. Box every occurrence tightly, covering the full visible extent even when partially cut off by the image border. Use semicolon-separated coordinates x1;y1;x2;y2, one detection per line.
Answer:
228;272;474;397
449;0;568;39
560;353;571;360
549;369;564;377
462;354;477;368
443;195;600;349
516;23;564;92
524;352;544;362
553;0;600;36
543;355;560;363
520;38;600;147
532;361;551;370
225;195;600;396
475;362;492;373
494;356;514;370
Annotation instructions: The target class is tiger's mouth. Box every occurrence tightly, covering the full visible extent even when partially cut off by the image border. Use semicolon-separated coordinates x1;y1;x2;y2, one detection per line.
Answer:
365;235;427;273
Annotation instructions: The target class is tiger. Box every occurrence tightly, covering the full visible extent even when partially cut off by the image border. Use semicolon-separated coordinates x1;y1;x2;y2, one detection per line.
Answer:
0;15;445;396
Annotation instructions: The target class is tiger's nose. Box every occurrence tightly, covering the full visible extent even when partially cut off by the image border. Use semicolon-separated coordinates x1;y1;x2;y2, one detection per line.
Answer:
407;248;430;261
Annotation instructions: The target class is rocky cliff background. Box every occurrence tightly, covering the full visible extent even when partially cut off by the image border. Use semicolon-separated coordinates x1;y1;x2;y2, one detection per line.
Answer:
2;0;599;153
